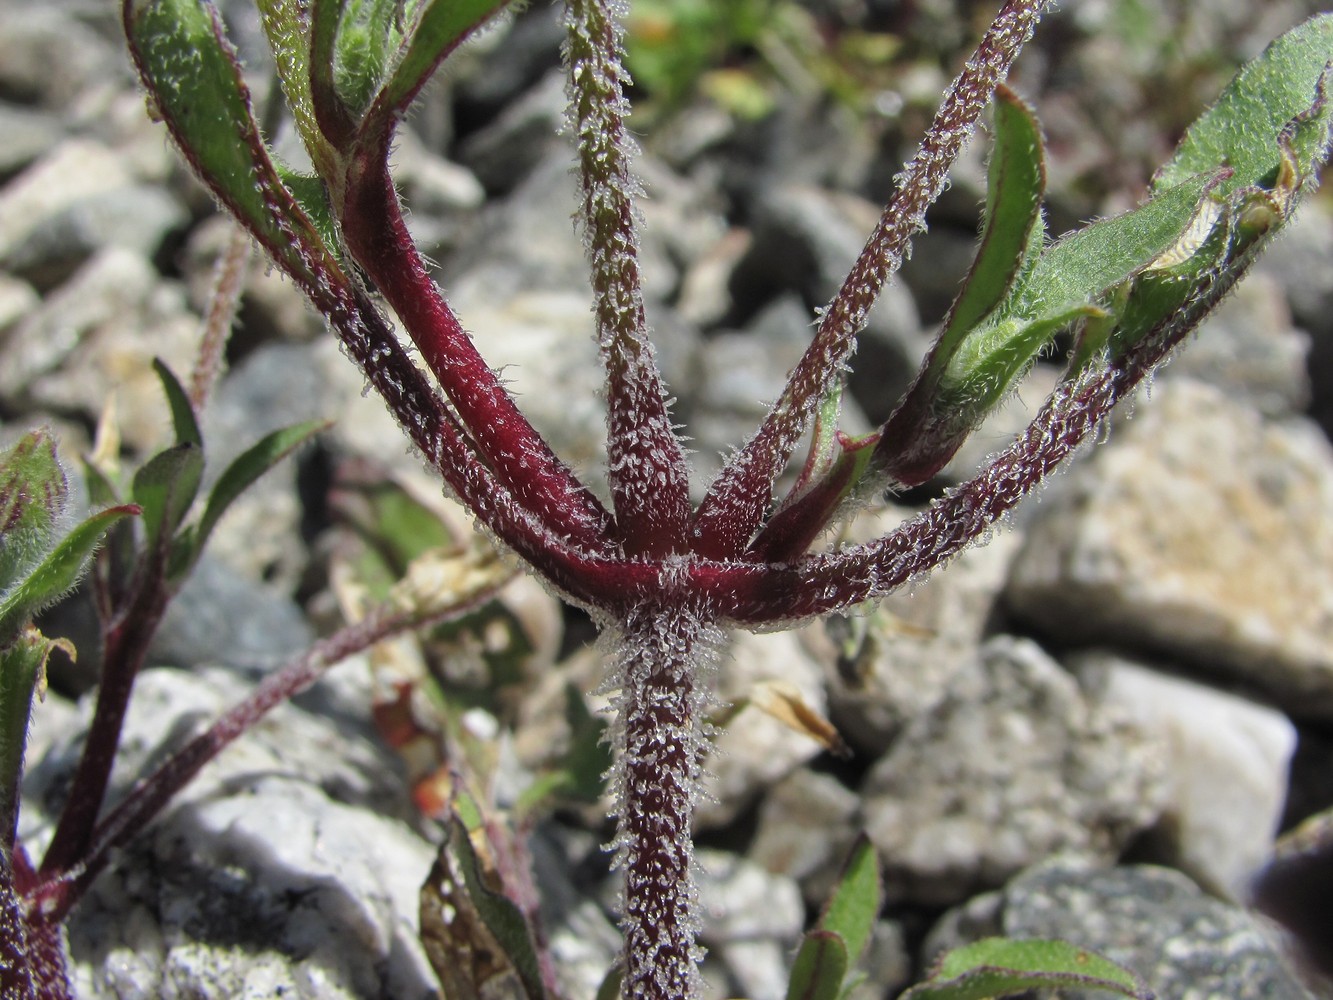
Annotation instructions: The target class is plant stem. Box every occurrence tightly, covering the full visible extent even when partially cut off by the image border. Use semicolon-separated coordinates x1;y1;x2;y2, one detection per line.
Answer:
38;581;168;878
608;594;720;1000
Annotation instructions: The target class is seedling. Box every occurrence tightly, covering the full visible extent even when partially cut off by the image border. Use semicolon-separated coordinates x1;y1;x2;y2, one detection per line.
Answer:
0;1;1328;997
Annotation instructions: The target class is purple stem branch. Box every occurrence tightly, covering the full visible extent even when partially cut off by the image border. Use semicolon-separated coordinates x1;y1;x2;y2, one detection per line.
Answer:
690;0;1051;559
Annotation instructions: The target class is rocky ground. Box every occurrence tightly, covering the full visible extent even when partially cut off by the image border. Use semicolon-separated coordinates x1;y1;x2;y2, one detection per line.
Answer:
3;0;1333;997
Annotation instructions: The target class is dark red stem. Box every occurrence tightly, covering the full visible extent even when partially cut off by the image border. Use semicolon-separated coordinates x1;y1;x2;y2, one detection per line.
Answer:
339;157;616;554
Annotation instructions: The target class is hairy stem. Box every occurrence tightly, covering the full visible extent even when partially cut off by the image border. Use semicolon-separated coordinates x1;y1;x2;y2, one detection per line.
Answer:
565;0;691;556
339;159;615;553
189;221;250;410
691;0;1051;558
38;579;169;877
608;593;720;1000
33;574;506;923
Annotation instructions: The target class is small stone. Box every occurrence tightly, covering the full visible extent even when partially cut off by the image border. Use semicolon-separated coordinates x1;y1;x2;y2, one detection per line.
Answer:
697;628;830;829
749;768;861;906
697;849;804;1000
1007;378;1333;717
861;636;1165;906
1074;651;1296;898
975;858;1310;1000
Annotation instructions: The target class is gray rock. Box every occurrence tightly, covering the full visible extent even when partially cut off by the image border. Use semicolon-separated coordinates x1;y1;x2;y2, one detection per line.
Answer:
929;858;1312;1000
697;849;804;1000
151;555;315;675
697;628;830;829
27;665;436;999
2;182;188;289
0;139;134;275
1074;652;1296;899
0;270;38;333
0;7;124;108
861;636;1165;906
457;69;569;196
749;768;861;907
804;505;1022;757
0;102;64;179
1;247;201;450
1006;378;1333;717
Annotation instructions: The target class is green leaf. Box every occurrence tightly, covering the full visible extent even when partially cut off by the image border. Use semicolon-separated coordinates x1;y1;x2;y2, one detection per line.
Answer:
939;85;1046;357
1009;173;1215;320
786;930;849;1000
123;0;349;308
0;431;67;595
131;442;204;558
0;628;72;848
1155;14;1333;198
152;359;202;448
817;836;880;966
434;816;543;1000
594;966;623;1000
786;838;880;1000
0;505;140;649
901;938;1153;1000
360;0;513;147
334;0;404;119
188;419;329;574
256;0;341;176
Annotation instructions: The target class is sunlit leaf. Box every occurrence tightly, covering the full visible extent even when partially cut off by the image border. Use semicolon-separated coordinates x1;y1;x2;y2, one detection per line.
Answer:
901;938;1153;1000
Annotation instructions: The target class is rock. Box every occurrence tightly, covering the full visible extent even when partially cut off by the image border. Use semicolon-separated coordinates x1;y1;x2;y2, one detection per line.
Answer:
1006;378;1333;718
930;858;1312;1000
0;139;134;278
1;182;188;290
0;102;64;180
457;69;569;197
0;271;39;333
24;663;437;1000
150;555;315;675
696;628;830;829
1073;652;1296;898
0;247;201;450
697;849;804;1000
748;768;861;907
860;636;1165;906
803;505;1022;757
0;7;123;109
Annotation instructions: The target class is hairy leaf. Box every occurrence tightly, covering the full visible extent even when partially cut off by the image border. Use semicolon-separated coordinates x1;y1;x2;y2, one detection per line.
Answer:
786;930;848;1000
186;419;329;578
256;0;339;177
0;505;139;650
362;0;513;144
0;431;67;598
152;359;202;449
1155;14;1333;197
123;0;348;306
902;938;1153;1000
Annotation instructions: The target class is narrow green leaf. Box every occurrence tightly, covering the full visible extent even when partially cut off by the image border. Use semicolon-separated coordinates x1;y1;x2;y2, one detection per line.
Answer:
594;965;623;1000
0;505;140;648
446;812;548;1000
939;85;1046;354
152;359;202;448
1009;173;1215;320
335;0;404;118
276;167;343;256
786;930;849;1000
310;0;358;147
0;628;72;848
360;0;513;146
123;0;349;308
816;836;880;966
0;431;67;594
256;0;341;177
187;419;329;574
901;938;1153;1000
131;442;204;557
1155;14;1333;198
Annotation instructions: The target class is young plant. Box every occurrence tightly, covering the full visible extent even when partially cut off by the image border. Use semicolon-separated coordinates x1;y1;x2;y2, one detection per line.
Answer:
77;0;1333;996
